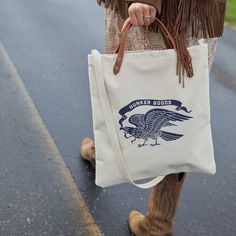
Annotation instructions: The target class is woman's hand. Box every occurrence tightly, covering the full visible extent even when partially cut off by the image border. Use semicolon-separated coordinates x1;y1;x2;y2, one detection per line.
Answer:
128;2;157;27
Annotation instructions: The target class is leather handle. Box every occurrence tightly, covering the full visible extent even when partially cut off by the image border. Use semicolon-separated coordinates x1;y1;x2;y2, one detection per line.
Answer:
113;17;177;75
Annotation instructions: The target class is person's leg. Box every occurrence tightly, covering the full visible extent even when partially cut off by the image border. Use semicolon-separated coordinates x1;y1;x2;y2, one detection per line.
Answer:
129;173;186;236
128;37;218;236
81;8;186;236
80;8;188;235
80;6;166;167
81;7;218;236
80;137;95;168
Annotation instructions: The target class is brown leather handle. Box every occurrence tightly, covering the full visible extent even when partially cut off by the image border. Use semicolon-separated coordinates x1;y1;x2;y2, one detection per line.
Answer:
113;17;177;75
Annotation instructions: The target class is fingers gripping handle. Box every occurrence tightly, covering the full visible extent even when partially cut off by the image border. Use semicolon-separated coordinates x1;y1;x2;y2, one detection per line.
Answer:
113;17;177;75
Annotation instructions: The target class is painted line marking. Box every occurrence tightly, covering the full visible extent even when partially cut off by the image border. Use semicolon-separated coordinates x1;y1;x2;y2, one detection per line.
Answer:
0;40;103;236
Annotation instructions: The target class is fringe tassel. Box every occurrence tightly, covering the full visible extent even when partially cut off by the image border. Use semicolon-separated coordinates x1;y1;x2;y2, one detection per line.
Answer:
97;0;118;9
160;0;226;87
160;0;193;87
97;0;226;87
96;0;125;18
192;0;227;38
96;0;226;41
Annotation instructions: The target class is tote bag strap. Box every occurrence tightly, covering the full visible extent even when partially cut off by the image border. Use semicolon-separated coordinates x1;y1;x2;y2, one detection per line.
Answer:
92;50;165;189
113;17;177;75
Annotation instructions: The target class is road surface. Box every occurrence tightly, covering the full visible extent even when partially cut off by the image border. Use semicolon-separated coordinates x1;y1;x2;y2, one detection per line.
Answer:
0;0;235;235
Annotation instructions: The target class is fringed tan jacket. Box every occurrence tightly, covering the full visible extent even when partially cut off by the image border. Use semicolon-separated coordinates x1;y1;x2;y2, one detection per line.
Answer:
97;0;227;80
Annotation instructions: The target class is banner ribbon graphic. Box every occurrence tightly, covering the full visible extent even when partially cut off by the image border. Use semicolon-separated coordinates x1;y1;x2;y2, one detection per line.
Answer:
118;99;191;128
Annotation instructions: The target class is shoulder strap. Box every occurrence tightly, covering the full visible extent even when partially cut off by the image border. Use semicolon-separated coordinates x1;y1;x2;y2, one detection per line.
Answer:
92;50;165;189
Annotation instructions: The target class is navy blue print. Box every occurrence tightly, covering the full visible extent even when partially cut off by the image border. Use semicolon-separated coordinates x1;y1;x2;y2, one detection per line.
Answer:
119;99;193;147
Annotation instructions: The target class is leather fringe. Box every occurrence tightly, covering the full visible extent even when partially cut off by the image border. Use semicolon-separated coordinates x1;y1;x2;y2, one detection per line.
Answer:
96;0;125;17
97;0;226;87
159;0;226;87
97;0;118;9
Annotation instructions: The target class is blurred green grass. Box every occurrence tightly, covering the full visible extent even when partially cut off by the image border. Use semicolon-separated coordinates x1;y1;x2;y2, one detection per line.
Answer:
226;0;236;25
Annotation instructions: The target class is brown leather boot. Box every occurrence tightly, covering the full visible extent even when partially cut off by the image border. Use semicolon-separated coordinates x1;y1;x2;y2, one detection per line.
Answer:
80;137;96;168
129;172;186;236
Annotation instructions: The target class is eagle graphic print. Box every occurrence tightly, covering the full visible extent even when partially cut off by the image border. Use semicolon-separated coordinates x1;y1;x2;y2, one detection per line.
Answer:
118;99;193;148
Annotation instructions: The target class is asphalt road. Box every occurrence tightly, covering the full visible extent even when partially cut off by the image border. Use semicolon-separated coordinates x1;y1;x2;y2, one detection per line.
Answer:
0;0;235;235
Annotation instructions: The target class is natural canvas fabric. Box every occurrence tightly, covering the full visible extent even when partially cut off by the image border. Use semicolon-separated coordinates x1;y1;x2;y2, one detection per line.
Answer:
88;41;216;188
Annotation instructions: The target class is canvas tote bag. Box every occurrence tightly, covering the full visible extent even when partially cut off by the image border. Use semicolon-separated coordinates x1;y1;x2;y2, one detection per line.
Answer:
87;17;216;189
